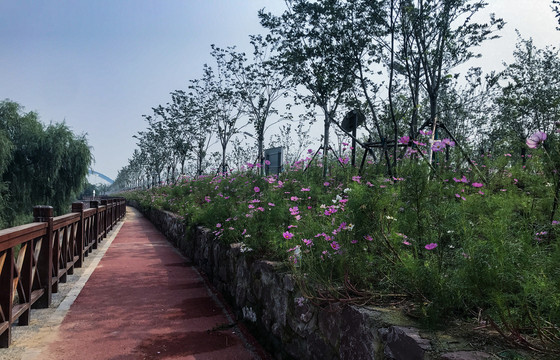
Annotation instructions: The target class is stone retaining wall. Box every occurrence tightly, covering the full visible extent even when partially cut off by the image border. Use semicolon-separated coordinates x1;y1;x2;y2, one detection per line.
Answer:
128;201;498;360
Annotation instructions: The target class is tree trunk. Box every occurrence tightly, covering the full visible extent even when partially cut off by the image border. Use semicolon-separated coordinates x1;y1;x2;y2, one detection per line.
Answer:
322;109;330;178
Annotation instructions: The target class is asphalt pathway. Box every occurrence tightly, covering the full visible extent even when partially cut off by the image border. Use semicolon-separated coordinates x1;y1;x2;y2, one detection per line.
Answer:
29;207;267;360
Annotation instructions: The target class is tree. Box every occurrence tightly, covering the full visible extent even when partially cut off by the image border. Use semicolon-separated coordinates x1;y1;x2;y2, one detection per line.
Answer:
166;89;213;177
260;0;358;177
494;35;560;154
402;0;504;135
190;63;242;175
0;100;92;224
211;36;289;175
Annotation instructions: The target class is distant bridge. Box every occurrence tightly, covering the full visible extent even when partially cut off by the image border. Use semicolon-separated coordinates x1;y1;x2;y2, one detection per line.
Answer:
88;170;114;184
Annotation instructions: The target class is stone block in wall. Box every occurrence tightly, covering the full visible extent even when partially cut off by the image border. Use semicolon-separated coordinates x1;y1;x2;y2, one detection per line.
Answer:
287;296;316;337
379;326;431;360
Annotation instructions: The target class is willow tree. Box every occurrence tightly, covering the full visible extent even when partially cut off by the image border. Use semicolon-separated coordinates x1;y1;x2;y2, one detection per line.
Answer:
0;100;92;223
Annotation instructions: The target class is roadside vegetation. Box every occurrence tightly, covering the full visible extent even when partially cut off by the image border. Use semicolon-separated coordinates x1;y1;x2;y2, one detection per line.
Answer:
114;0;560;354
0;100;92;227
124;131;560;354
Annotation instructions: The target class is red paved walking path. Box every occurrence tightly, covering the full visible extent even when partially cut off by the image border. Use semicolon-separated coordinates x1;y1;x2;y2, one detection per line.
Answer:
38;207;268;360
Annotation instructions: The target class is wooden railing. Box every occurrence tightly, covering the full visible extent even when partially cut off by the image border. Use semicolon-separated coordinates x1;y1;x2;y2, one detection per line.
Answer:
0;197;126;347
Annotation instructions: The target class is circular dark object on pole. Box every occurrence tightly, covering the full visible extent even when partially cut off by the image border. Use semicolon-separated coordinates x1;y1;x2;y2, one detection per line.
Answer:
341;110;365;133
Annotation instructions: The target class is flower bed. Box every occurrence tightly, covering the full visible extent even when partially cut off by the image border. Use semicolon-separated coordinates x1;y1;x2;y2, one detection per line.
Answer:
129;199;527;359
122;133;560;356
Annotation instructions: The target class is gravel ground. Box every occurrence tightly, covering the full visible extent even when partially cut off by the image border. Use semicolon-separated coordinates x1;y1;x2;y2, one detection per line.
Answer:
0;219;125;360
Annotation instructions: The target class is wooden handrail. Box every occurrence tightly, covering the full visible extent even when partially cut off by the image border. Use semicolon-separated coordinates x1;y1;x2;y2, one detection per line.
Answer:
0;197;126;347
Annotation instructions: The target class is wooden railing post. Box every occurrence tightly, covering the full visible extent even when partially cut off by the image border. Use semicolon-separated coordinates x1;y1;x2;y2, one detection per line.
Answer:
90;201;100;245
33;206;53;309
71;202;85;268
101;200;108;238
108;199;114;230
0;248;13;347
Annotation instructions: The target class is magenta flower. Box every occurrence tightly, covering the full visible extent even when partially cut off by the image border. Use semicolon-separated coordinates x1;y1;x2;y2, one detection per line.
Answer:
398;135;410;144
254;186;260;193
442;138;455;147
330;241;341;251
425;243;438;250
283;231;294;240
431;141;445;152
471;182;484;188
526;131;547;149
264;160;271;165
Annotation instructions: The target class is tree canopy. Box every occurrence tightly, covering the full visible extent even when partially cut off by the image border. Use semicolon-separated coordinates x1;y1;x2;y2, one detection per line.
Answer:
0;100;92;226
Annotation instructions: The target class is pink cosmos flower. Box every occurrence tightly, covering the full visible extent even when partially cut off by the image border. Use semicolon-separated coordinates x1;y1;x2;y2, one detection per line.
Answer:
301;188;311;192
398;135;410;144
330;241;341;251
264;160;271;165
526;131;547;149
431;141;445;152
254;186;260;193
472;182;484;188
283;231;294;240
425;243;438;250
442;138;455;147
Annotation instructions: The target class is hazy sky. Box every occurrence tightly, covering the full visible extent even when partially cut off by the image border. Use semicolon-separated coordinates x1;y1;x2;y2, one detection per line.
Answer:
1;0;559;180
